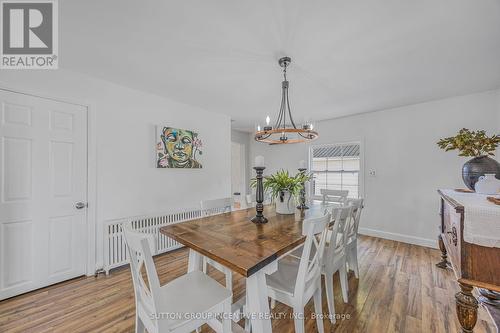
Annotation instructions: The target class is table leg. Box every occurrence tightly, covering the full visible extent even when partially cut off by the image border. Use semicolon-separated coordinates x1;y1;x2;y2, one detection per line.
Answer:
436;234;450;269
455;281;478;333
187;249;202;273
246;261;278;333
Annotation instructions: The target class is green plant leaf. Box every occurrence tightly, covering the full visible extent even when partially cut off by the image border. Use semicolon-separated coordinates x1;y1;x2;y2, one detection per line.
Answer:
250;169;312;203
437;128;500;157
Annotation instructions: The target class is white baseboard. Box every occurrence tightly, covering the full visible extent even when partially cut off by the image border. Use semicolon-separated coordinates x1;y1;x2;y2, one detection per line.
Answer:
359;227;438;249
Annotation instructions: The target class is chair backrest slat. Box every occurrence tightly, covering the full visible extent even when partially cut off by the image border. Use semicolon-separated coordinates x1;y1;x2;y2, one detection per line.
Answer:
345;198;364;239
324;205;354;264
321;189;349;205
122;222;165;329
200;198;232;216
294;213;330;297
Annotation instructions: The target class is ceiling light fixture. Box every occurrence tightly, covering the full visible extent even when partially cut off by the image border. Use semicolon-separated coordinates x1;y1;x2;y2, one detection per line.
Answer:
254;57;319;145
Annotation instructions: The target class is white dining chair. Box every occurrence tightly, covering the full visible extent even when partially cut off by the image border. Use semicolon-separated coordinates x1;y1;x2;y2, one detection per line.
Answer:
320;189;349;205
201;198;232;216
322;205;353;323
122;222;232;333
265;213;331;333
344;198;364;278
287;205;353;324
200;198;233;291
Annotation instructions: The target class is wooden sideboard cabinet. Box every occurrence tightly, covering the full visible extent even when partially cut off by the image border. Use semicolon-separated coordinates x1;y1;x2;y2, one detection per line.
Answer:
437;190;500;333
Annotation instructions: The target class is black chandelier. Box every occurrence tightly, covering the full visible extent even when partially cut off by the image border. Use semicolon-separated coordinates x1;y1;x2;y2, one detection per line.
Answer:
254;57;319;145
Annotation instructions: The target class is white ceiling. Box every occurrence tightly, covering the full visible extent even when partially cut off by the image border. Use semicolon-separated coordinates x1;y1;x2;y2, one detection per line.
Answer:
61;0;500;130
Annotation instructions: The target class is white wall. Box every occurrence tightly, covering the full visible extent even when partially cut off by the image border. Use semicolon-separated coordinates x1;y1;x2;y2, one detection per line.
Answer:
250;90;500;248
0;69;231;271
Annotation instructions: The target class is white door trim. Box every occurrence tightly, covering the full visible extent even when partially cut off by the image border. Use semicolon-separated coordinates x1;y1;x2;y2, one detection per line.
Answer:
0;83;98;277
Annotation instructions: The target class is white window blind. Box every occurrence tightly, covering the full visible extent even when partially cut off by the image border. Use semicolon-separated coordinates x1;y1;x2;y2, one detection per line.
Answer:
310;143;361;198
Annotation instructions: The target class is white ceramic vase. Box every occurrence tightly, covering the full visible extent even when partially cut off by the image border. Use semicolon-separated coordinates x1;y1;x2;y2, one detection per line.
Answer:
474;174;500;195
275;191;296;214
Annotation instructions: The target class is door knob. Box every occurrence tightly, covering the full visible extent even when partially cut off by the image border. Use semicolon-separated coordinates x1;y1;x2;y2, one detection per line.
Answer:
75;202;87;209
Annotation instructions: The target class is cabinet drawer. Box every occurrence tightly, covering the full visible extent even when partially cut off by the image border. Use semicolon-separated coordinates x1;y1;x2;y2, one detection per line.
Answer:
442;200;461;275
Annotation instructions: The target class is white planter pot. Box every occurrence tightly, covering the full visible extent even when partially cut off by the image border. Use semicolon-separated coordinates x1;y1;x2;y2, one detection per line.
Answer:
275;191;296;215
475;173;500;194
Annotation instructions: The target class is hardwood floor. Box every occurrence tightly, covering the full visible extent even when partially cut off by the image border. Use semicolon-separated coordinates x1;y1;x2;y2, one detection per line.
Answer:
0;235;495;332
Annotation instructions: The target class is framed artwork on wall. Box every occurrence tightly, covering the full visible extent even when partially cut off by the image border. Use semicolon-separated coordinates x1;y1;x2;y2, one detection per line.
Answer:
156;126;203;168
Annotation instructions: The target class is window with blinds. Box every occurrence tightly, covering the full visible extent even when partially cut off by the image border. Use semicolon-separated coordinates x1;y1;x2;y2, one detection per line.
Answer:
310;143;361;198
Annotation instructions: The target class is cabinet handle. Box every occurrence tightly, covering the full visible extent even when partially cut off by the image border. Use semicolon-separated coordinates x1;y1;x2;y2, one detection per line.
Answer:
447;227;458;246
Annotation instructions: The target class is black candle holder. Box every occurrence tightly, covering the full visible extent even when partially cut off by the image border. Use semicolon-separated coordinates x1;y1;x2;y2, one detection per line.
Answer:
251;166;268;224
297;168;309;210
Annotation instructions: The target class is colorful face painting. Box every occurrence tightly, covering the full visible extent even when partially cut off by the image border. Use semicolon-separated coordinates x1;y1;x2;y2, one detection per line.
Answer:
156;126;203;168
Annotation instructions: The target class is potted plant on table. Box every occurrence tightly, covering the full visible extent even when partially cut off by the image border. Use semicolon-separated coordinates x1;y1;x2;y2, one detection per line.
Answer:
251;169;311;214
437;128;500;191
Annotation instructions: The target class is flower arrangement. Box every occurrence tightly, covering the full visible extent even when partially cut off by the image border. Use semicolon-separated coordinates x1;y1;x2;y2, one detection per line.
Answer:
437;128;500;157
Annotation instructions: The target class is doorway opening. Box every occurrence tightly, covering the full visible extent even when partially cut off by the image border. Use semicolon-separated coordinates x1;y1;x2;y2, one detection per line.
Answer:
231;142;246;208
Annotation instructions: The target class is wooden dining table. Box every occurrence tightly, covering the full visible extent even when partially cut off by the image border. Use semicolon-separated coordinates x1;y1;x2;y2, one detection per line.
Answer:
160;203;332;333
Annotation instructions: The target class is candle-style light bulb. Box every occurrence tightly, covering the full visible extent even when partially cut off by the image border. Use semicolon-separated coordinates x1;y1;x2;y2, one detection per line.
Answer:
257;125;261;131
266;116;270;126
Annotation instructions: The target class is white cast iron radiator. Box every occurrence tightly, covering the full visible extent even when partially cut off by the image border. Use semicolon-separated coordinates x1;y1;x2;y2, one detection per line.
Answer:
103;208;202;274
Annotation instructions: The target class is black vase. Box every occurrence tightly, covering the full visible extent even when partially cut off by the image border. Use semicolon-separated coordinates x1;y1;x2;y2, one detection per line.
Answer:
462;156;500;190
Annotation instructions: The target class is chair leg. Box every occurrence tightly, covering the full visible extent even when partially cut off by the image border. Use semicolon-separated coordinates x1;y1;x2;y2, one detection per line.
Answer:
222;299;231;333
293;306;305;333
324;274;336;324
244;317;251;332
243;301;251;332
313;288;324;333
135;314;145;333
350;246;359;278
339;264;349;303
346;248;352;271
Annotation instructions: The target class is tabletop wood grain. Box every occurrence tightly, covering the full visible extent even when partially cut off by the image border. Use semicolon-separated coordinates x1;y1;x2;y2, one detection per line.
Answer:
160;204;329;277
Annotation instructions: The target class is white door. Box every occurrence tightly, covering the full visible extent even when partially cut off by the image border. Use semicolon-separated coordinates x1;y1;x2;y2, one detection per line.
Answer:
231;142;246;203
0;90;87;300
231;142;242;195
